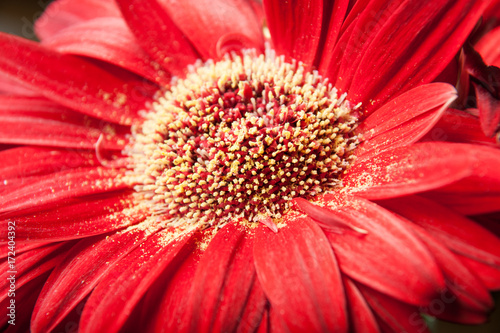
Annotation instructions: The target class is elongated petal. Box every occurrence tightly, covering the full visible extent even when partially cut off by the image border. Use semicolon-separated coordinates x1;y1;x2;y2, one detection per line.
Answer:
476;26;500;66
152;247;202;332
0;243;70;304
349;0;488;110
254;216;348;332
79;229;194;333
1;167;127;215
343;278;380;333
44;17;170;84
263;0;323;66
359;83;456;157
403;222;492;314
0;33;154;125
315;0;350;69
359;286;430;333
31;228;154;333
316;193;444;305
345;143;479;200
421;109;498;147
0;96;128;150
160;0;263;59
1;191;144;242
236;279;267;333
116;0;199;77
182;223;255;333
0;147;98;181
378;196;500;271
35;0;121;41
459;255;500;290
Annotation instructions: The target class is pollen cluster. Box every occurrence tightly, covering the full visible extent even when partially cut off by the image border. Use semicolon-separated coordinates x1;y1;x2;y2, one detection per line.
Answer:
127;50;360;228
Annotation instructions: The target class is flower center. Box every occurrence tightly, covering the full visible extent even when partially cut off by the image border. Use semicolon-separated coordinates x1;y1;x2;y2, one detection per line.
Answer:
127;51;360;228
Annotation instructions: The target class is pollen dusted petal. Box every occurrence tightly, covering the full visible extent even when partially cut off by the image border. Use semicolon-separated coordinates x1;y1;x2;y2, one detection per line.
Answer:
344;143;477;200
378;196;500;275
116;0;199;77
347;0;489;111
1;166;128;215
30;228;156;333
0;33;154;126
359;83;456;157
1;191;145;242
159;0;264;59
253;217;348;333
35;0;121;41
0;96;128;150
79;229;195;333
321;193;445;306
263;0;324;66
43;17;170;85
183;223;256;333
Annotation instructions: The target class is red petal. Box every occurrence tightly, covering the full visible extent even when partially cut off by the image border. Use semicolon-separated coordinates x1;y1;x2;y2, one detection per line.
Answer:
236;279;267;333
0;147;98;181
0;242;52;260
1;166;128;215
0;96;128;150
2;191;145;242
348;0;488;110
459;255;500;290
0;243;70;304
1;272;48;332
378;196;500;273
35;0;121;41
403;222;493;314
0;33;154;126
318;193;444;306
359;83;456;157
79;229;194;333
476;26;500;66
152;247;202;332
359;286;430;333
159;0;263;59
343;278;380;333
183;223;255;333
31;228;154;333
420;109;498;147
116;0;199;77
315;0;350;70
253;216;348;332
263;0;323;66
43;17;170;85
425;192;500;215
344;143;479;200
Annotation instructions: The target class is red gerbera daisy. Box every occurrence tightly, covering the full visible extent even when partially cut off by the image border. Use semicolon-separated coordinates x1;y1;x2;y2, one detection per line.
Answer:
1;1;500;332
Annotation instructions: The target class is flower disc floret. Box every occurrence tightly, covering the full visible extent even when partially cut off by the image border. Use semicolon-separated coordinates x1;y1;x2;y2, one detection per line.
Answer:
128;51;360;227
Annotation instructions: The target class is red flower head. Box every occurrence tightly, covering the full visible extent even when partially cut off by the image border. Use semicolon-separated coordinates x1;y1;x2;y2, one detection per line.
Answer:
1;1;500;332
